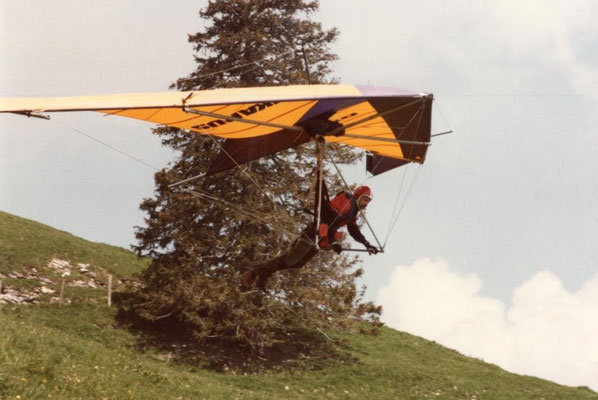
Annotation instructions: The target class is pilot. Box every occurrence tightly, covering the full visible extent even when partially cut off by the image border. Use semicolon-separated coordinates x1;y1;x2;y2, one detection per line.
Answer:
241;181;378;291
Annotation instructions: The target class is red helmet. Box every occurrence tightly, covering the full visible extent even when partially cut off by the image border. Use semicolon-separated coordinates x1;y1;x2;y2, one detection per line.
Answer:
354;185;372;201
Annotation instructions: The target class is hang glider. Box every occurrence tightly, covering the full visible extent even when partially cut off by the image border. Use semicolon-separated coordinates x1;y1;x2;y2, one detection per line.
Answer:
0;84;433;176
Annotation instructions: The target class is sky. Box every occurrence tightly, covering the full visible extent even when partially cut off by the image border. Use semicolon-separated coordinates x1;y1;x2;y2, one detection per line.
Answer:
1;0;597;390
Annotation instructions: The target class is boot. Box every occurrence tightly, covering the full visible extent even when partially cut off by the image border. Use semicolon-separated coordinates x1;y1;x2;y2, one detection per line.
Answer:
256;271;274;292
251;255;284;292
240;270;256;291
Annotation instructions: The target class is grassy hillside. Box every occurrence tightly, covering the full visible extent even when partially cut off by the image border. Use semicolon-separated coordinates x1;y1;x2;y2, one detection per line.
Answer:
0;210;148;304
0;210;148;277
1;211;596;399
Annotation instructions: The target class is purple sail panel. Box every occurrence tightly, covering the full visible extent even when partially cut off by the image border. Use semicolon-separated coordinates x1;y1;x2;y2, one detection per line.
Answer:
366;154;409;176
297;98;361;123
206;128;311;176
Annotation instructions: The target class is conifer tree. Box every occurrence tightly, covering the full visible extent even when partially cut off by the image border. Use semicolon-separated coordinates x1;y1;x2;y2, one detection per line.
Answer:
132;0;381;355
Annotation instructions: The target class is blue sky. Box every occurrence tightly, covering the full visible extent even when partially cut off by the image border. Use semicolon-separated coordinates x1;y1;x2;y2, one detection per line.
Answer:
2;0;597;390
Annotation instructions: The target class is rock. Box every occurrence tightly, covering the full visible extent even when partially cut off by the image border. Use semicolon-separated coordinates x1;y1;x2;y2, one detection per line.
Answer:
47;259;72;275
72;280;88;287
0;290;36;304
1;293;22;303
40;286;55;294
48;258;71;269
50;297;71;304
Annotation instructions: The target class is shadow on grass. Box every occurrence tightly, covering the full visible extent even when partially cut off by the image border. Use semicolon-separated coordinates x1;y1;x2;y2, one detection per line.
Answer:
113;291;358;374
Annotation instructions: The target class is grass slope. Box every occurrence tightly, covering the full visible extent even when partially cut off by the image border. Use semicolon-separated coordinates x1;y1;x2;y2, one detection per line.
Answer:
0;210;148;277
1;211;596;399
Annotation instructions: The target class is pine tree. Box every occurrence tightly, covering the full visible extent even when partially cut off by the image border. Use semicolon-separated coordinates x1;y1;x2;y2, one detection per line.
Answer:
132;0;381;357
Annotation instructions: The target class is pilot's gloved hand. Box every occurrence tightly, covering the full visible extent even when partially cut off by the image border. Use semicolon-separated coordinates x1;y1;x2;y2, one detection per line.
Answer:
366;245;379;255
331;242;343;254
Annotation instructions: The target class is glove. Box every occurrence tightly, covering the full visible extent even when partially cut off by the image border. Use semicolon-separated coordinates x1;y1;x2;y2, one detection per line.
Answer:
331;242;343;254
366;245;379;255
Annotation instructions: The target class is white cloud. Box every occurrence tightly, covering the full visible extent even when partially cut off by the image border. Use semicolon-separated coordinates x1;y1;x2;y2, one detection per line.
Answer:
377;258;598;390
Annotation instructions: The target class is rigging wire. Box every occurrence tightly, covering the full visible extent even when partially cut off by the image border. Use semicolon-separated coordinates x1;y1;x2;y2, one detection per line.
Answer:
208;63;272;89
179;186;303;240
52;118;160;171
175;49;296;84
433;98;453;138
315;141;324;243
200;133;303;231
383;165;409;244
51;115;304;238
383;163;423;248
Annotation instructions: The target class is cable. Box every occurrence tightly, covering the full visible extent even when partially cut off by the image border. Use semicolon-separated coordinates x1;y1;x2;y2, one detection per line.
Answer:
175;49;295;84
51;116;305;240
383;164;423;248
383;165;408;245
52;118;160;171
179;186;309;241
202;132;301;230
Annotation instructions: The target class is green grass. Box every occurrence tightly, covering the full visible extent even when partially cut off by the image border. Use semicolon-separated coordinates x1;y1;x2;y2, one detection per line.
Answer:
1;210;597;399
0;210;148;278
1;304;596;399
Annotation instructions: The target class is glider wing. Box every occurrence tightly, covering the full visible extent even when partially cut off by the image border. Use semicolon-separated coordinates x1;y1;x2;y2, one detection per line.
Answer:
0;85;433;174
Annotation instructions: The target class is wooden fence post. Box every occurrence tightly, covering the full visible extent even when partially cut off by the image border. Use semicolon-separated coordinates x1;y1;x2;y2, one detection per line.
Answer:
59;279;65;305
107;274;112;307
